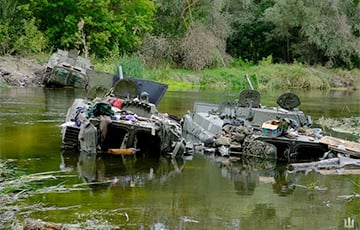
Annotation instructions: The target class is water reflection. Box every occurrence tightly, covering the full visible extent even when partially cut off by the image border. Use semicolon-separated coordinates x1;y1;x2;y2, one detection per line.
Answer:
61;151;185;192
272;163;296;196
214;155;296;196
244;203;284;229
1;88;359;229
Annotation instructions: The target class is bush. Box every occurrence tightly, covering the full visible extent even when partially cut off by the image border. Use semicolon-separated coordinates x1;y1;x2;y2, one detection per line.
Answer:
92;50;145;79
14;18;47;55
139;34;173;68
250;63;330;90
114;54;145;79
180;23;229;71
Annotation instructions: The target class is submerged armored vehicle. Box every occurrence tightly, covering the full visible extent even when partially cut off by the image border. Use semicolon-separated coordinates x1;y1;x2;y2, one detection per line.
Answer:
182;90;351;161
182;90;312;142
61;78;185;159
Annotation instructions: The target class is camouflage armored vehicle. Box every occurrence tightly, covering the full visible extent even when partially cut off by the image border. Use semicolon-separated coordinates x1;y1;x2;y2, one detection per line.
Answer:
43;49;94;88
182;90;313;143
61;78;185;159
182;90;334;161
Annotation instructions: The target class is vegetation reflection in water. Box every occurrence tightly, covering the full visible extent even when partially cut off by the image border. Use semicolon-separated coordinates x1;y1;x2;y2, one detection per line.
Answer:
0;88;360;229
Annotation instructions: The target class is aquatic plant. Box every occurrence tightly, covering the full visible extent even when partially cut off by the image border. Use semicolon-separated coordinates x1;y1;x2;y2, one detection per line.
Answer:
0;160;88;228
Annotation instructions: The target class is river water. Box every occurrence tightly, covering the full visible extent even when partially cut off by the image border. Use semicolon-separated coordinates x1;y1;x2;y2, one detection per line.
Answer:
0;87;359;229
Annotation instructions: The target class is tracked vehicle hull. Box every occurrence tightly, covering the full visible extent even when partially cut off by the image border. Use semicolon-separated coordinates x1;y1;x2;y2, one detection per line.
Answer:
182;90;333;161
62;78;185;159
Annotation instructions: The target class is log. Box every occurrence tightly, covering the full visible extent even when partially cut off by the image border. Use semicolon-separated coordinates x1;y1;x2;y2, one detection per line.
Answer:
288;158;340;172
319;136;360;157
317;169;360;175
288;155;360;172
23;218;76;230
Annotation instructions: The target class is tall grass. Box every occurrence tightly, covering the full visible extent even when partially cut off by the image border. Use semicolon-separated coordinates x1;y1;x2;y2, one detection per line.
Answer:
249;64;331;90
147;55;353;91
92;51;145;79
15;52;359;91
199;68;257;90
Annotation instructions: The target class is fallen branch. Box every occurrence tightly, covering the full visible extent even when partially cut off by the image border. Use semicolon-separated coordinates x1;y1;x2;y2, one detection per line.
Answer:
338;194;360;200
288;158;340;172
72;180;114;187
288;155;360;173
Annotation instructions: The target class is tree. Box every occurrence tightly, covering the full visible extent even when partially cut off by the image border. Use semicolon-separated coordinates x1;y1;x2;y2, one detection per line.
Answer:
31;0;155;57
0;0;46;55
145;0;232;70
225;0;279;63
225;0;360;68
14;18;47;55
262;0;360;67
300;0;360;67
29;0;78;50
262;0;307;63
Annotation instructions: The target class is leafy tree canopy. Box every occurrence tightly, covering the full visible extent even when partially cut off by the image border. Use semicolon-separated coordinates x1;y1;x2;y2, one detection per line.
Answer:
0;0;359;69
30;0;155;57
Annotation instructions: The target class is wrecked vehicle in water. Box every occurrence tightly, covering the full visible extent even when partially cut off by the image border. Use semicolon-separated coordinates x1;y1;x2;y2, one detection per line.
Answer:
42;49;115;89
61;78;185;159
182;89;360;163
42;49;94;88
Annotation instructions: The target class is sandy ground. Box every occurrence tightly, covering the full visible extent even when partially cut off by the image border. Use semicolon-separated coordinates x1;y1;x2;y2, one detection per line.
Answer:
0;56;46;87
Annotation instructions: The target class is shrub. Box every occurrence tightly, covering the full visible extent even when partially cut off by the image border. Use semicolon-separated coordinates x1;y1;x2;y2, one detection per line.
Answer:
114;54;145;79
14;18;47;55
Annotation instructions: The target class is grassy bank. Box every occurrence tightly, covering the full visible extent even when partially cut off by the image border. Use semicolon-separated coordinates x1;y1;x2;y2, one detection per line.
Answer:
91;55;360;91
4;53;359;91
134;64;359;92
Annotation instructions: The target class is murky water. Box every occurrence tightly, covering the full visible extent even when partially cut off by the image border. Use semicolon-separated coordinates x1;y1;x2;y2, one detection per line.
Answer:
0;87;360;229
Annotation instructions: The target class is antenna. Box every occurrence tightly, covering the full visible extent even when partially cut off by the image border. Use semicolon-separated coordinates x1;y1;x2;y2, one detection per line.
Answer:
118;65;123;79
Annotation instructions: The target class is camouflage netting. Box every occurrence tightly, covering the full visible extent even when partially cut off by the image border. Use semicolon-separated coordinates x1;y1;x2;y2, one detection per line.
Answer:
243;137;277;159
213;124;277;159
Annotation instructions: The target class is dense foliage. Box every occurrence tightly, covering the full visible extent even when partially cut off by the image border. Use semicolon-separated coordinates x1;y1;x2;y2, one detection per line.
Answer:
0;0;359;69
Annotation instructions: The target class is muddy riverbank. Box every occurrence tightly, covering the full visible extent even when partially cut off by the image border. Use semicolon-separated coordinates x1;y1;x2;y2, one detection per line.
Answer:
1;55;359;90
0;56;46;87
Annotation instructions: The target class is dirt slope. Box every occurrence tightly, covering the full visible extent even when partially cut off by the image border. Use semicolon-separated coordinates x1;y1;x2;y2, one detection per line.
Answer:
0;56;46;87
